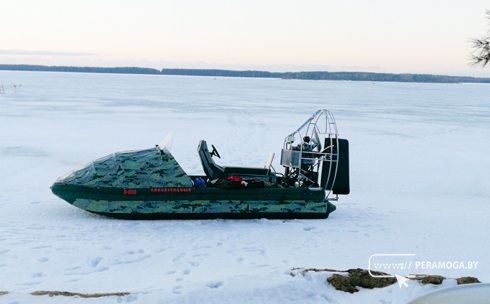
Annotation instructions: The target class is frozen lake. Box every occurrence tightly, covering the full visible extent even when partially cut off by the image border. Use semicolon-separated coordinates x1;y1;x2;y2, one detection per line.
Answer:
1;71;490;303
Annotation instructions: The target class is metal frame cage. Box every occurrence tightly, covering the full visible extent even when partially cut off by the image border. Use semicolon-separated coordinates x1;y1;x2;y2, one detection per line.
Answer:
280;109;346;199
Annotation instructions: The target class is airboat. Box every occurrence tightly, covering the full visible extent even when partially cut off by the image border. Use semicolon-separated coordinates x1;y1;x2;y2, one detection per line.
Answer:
51;109;349;219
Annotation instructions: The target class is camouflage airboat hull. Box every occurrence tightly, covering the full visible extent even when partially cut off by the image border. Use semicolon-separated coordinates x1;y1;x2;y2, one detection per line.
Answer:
75;200;335;220
51;147;336;219
51;184;336;219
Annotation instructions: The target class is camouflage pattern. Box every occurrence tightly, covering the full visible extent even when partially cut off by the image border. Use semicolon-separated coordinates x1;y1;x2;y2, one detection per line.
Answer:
52;147;336;219
56;147;192;188
71;197;335;219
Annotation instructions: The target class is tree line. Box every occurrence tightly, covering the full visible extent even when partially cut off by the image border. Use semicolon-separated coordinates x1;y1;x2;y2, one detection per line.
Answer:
281;71;490;83
1;64;489;83
0;64;160;74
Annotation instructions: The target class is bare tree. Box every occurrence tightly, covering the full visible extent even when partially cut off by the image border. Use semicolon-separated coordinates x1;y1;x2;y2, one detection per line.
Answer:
471;10;490;67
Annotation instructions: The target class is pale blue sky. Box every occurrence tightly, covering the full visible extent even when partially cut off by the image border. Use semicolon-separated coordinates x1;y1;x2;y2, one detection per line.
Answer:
1;0;490;76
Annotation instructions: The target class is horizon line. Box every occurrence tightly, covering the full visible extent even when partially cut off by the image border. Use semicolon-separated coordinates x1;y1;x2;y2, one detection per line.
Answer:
1;63;490;79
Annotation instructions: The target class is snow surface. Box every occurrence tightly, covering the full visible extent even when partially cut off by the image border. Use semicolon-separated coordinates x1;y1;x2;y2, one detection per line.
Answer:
1;71;490;303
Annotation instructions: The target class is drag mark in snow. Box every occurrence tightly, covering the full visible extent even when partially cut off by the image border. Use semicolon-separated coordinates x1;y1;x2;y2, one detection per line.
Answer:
303;226;316;231
30;290;130;298
172;285;183;294
173;252;187;262
206;281;224;289
65;266;82;272
32;272;44;278
113;249;152;265
89;257;103;268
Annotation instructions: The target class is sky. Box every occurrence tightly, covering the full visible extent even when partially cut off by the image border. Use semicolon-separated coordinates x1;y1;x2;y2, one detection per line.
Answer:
1;0;490;77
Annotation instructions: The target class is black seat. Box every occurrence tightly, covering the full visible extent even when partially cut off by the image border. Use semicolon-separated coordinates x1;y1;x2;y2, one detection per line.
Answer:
197;140;276;182
197;140;226;179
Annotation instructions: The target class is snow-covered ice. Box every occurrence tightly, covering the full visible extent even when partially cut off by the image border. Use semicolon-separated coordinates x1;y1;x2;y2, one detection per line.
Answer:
1;71;490;303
